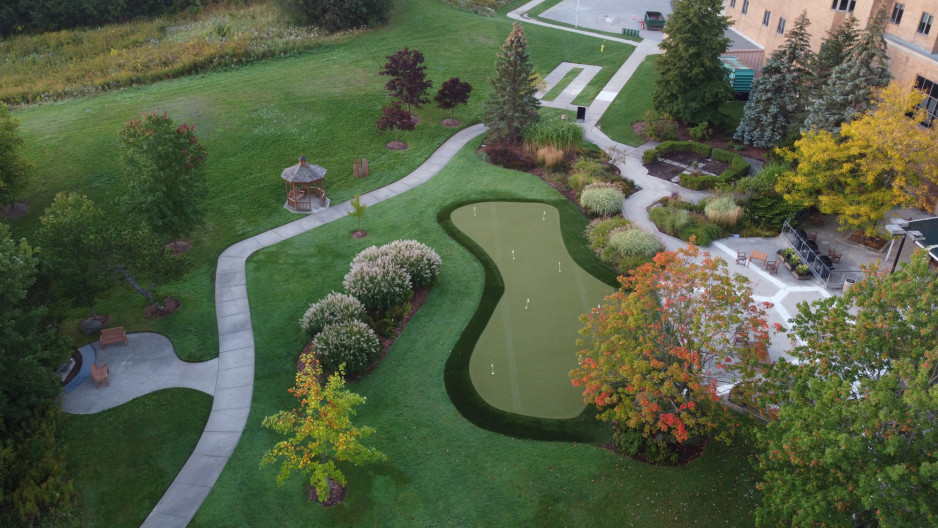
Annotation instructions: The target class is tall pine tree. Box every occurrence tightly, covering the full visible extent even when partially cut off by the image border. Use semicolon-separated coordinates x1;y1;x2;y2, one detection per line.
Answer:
735;12;815;147
805;7;890;132
652;0;731;124
484;22;540;144
811;16;859;97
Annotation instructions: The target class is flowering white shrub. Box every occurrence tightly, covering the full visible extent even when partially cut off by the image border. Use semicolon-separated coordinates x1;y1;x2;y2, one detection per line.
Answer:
300;292;367;338
580;182;624;216
382;239;441;287
312;320;380;375
350;245;385;269
343;258;412;313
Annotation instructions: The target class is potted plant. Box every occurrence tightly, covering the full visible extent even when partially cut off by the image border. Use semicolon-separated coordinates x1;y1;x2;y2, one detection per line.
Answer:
778;248;797;270
793;264;811;280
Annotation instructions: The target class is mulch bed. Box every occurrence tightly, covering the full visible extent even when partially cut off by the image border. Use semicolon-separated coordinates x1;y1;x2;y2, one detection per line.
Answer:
145;297;181;318
441;118;461;128
643;150;731;182
164;240;193;255
600;436;710;466
848;230;888;250
386;141;408;151
0;201;28;219
632;121;771;163
351;230;368;238
308;479;348;506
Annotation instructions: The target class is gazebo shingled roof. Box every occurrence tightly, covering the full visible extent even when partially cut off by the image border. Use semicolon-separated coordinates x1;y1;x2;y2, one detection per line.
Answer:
280;157;326;183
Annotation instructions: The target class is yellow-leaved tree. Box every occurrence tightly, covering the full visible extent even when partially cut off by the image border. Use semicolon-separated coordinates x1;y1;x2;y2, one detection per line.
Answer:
261;352;385;504
777;81;938;235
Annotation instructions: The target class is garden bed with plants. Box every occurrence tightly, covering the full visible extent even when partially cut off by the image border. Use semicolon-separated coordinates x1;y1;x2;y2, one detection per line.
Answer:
648;193;769;245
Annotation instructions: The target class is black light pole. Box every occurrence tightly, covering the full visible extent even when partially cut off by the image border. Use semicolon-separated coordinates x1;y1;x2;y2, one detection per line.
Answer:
891;235;907;274
890;230;924;274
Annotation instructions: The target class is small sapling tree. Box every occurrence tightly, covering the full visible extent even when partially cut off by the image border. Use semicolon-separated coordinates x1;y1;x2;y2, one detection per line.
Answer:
261;353;386;504
376;101;416;149
347;195;367;232
434;77;472;126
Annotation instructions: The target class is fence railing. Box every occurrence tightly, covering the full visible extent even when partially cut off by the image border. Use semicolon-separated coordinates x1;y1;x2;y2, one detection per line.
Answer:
781;220;864;289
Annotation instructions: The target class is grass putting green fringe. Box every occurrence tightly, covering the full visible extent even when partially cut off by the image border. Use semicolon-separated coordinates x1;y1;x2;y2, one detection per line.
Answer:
438;197;619;443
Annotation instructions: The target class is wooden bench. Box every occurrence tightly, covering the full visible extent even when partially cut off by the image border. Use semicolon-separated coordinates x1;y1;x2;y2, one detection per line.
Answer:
100;327;127;347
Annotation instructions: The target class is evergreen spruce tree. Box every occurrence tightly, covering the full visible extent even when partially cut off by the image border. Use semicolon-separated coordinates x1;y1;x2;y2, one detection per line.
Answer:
484;22;540;144
805;7;890;132
652;0;731;124
811;16;859;96
735;12;815;147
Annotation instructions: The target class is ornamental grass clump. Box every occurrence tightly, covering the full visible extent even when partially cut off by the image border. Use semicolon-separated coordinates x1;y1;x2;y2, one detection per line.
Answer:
522;118;582;151
535;146;564;168
382;239;442;288
649;205;691;236
568;172;599;194
572;159;607;179
312;320;381;375
704;196;743;227
603;227;662;259
579;182;624;216
300;292;367;338
343;258;412;314
585;216;631;254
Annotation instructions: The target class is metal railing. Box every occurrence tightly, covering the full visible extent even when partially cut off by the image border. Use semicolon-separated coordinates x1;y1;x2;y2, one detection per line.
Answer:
781;220;864;289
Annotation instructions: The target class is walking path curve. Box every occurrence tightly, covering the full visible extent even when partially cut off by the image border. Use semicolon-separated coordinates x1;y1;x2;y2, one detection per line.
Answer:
141;124;488;527
119;6;823;525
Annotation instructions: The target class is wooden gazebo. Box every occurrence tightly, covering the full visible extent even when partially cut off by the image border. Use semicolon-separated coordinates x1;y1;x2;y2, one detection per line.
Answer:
281;156;326;212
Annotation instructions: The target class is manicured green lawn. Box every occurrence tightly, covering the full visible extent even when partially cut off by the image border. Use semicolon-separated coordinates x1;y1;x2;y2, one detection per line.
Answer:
190;140;760;526
543;67;583;101
61;389;212;527
598;54;659;146
8;0;633;362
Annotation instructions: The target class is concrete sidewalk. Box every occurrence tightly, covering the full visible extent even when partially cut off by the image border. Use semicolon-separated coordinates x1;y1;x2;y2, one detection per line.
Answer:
141;123;488;528
61;333;217;415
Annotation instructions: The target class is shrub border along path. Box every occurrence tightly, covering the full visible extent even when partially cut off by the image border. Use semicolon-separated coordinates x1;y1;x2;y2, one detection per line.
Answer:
142;124;487;527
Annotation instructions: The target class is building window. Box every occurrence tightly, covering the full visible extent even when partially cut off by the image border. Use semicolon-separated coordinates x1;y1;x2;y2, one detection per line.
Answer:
742;0;749;14
919;12;934;35
730;0;736;7
763;10;771;26
831;0;856;12
914;75;938;127
891;3;905;24
777;17;786;34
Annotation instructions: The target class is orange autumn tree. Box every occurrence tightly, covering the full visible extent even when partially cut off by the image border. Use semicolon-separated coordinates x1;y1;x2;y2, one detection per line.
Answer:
572;243;773;446
261;352;385;501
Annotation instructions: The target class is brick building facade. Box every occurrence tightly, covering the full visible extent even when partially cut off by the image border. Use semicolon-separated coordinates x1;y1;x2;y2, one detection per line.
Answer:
724;0;938;125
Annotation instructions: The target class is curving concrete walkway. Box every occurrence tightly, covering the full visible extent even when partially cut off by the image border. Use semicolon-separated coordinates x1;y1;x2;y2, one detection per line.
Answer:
141;6;825;525
141;123;488;527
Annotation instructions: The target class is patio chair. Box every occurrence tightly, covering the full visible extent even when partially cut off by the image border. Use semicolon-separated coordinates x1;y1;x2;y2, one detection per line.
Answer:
736;250;747;265
828;248;841;263
91;361;109;388
807;231;818;242
765;257;781;275
733;328;748;346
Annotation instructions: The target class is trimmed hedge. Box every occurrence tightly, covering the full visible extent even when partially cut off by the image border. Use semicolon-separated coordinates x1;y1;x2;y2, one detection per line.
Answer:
438;198;617;443
679;173;720;190
712;148;751;181
656;140;712;157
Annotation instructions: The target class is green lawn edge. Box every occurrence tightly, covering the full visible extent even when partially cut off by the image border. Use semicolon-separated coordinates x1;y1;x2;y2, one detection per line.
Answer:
438;197;618;442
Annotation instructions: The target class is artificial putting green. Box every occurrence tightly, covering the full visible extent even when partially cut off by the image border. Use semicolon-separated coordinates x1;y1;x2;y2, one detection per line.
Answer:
450;201;614;419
